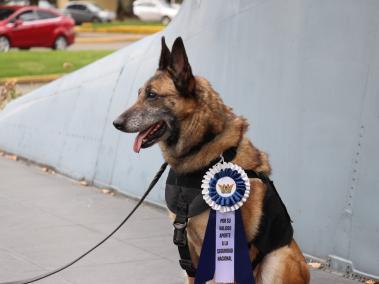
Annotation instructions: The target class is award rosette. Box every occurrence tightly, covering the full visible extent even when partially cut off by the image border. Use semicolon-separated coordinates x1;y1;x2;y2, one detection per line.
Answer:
195;162;255;284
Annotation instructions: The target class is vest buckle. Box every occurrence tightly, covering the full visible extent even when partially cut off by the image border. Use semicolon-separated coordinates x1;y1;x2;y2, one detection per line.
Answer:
173;221;188;247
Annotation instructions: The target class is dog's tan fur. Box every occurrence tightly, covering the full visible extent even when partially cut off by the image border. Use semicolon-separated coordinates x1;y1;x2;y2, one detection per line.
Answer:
115;37;310;284
160;76;309;284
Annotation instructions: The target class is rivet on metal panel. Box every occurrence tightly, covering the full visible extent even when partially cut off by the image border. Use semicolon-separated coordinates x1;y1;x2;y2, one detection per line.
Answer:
344;264;352;277
326;257;331;268
355;274;363;281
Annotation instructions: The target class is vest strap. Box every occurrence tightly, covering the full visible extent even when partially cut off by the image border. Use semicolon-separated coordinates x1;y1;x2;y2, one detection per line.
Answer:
173;193;197;277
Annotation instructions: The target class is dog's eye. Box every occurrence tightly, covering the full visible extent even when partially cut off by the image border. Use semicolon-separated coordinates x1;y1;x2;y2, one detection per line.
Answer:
146;92;158;99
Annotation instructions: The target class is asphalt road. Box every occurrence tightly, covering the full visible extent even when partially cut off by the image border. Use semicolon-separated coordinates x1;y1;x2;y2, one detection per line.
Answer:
68;32;143;51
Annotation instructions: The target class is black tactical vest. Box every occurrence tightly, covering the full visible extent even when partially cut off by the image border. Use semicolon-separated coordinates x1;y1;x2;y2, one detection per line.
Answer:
165;149;294;274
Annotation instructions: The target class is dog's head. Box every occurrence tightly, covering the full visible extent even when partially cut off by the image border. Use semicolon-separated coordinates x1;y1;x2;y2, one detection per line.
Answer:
113;36;197;153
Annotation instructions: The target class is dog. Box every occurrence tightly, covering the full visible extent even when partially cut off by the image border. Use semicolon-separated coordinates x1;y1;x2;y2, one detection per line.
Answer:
113;36;310;284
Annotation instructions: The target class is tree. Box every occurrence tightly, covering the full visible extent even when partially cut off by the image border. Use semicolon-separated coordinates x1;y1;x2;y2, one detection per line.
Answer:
117;0;136;19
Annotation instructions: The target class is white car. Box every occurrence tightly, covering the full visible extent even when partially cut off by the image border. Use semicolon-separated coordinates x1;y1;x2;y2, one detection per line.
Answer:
133;0;180;25
64;2;115;24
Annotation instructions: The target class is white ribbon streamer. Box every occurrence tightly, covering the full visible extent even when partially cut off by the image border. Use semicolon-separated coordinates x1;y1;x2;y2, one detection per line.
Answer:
215;211;235;283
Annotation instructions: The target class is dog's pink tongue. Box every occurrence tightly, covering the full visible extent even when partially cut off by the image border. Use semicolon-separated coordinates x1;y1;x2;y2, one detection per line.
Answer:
133;125;155;153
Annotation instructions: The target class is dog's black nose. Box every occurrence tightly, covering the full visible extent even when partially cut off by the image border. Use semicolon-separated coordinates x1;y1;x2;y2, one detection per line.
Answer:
113;118;124;131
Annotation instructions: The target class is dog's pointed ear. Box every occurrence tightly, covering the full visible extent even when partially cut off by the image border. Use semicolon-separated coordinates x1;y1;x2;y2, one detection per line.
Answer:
169;37;195;96
158;37;171;70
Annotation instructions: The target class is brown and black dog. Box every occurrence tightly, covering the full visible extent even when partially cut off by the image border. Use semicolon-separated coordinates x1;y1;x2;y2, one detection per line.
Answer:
113;37;310;284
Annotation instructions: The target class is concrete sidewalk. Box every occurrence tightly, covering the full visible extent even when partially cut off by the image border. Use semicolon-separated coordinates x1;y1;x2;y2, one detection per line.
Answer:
0;155;359;284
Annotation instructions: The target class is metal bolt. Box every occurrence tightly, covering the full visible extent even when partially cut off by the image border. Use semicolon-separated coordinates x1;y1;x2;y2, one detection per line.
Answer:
345;265;352;276
326;257;331;268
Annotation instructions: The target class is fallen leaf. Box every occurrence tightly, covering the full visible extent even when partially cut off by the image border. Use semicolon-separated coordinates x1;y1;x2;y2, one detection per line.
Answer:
308;262;322;269
101;189;111;194
79;180;89;186
364;280;378;284
6;154;17;161
63;62;74;69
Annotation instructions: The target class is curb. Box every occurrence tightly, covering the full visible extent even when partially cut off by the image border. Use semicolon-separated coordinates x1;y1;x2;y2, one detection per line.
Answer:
0;74;62;85
75;25;164;34
76;35;144;44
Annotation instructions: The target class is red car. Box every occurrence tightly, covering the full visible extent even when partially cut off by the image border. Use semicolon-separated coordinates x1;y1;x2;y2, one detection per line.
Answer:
0;5;75;52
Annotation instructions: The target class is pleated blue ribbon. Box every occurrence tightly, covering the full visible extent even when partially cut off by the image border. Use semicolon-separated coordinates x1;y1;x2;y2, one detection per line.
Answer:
208;168;246;207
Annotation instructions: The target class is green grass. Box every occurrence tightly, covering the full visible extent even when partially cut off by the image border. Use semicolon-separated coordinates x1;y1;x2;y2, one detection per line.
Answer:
0;50;113;78
89;19;164;28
